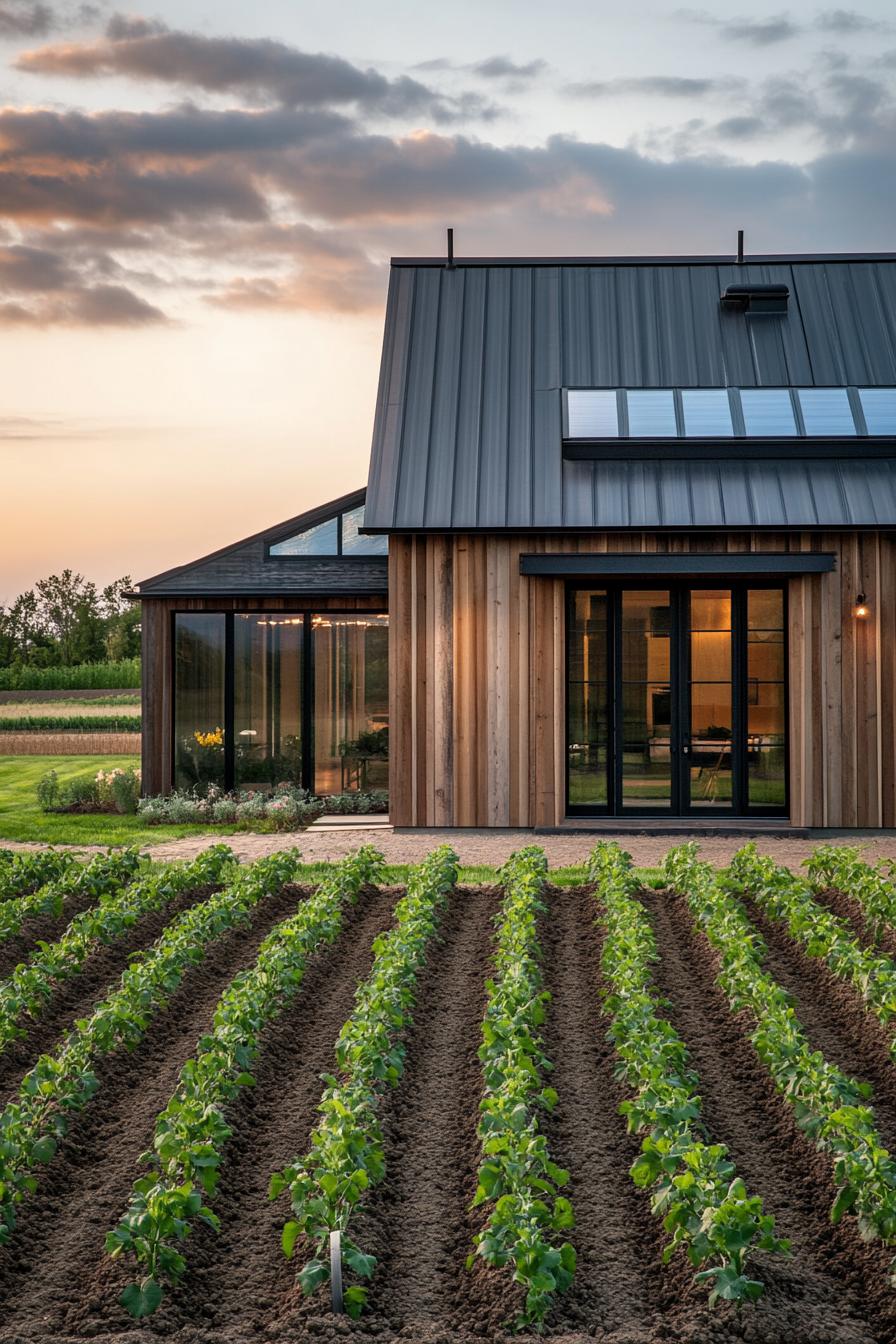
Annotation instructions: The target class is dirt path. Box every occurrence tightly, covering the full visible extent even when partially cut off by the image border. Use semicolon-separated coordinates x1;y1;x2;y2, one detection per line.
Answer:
0;882;329;1340
0;884;218;1103
645;886;896;1343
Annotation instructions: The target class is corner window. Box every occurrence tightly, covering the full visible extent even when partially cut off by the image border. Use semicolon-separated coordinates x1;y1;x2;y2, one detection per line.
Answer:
174;614;226;791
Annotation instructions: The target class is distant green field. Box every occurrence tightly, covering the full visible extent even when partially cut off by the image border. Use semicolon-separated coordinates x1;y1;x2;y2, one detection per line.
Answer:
0;660;140;691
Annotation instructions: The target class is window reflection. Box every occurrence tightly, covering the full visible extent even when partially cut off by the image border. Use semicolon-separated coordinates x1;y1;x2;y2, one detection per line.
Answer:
568;591;609;807
234;615;302;789
313;615;389;795
174;614;226;791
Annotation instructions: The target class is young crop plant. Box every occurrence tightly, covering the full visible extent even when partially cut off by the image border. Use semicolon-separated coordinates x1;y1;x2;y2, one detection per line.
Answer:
470;845;575;1330
107;845;386;1319
0;845;236;1053
664;843;896;1268
0;849;78;901
0;848;142;943
0;851;300;1247
590;841;786;1305
728;844;896;1055
272;843;459;1319
805;845;896;946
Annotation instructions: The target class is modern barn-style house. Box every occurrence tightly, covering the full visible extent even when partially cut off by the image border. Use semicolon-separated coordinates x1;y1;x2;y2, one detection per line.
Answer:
135;250;896;831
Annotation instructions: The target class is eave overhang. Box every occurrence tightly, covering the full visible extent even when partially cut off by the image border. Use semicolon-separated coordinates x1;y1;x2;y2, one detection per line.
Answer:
519;553;836;577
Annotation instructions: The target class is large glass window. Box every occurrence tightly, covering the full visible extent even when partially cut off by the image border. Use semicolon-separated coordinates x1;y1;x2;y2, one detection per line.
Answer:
174;614;226;791
567;591;609;807
747;589;786;807
620;591;672;808
688;591;733;808
312;615;389;795
341;505;389;556
234;615;303;788
269;517;338;557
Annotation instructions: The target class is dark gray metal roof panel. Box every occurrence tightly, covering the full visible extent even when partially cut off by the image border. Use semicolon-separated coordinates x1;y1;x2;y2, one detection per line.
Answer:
366;255;896;530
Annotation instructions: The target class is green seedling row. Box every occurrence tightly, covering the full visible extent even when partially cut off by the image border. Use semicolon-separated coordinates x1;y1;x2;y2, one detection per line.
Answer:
0;848;80;901
0;848;142;943
108;843;385;1319
664;843;896;1273
0;849;301;1246
0;846;236;1054
470;845;575;1330
729;844;896;1054
806;845;896;947
272;843;458;1320
590;841;786;1305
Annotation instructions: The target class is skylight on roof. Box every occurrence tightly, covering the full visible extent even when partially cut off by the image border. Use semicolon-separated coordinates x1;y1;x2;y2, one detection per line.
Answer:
564;387;896;440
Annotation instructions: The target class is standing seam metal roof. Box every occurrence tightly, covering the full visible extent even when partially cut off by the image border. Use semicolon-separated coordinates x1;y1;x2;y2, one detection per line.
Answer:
364;257;896;531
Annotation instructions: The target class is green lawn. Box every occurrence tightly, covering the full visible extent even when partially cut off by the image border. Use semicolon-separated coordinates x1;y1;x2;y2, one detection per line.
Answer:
0;756;219;846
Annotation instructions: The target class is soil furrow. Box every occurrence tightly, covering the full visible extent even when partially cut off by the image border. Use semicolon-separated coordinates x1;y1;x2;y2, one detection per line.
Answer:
812;885;896;962
645;886;896;1343
742;897;896;1153
0;884;219;1103
351;883;499;1340
539;885;678;1340
160;882;402;1338
0;891;99;980
0;881;324;1341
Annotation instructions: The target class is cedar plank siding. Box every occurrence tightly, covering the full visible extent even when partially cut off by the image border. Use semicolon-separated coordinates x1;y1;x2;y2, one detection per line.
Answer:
388;530;896;829
141;594;386;796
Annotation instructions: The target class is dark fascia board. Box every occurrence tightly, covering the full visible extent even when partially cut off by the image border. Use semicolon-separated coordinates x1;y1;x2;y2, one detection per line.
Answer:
132;587;388;601
563;439;896;461
134;487;367;593
391;252;896;269
361;525;896;536
520;553;836;577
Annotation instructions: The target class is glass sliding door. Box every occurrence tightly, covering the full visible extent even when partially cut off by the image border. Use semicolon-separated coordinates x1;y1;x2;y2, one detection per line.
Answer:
620;591;673;809
566;583;787;817
686;590;734;809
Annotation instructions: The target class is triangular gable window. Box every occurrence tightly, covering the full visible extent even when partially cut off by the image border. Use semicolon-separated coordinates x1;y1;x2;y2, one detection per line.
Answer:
268;503;387;558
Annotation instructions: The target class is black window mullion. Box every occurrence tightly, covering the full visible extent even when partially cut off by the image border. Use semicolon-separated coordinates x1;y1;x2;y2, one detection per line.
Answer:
611;589;622;813
732;588;747;815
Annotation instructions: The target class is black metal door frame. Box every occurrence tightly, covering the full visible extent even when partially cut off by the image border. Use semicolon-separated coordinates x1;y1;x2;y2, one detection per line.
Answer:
566;580;788;819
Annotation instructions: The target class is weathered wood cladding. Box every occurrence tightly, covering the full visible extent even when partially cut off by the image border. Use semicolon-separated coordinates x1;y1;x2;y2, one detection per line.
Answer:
388;531;896;829
140;594;387;796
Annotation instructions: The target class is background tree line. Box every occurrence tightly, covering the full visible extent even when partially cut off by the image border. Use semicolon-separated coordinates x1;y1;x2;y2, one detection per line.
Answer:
0;572;140;668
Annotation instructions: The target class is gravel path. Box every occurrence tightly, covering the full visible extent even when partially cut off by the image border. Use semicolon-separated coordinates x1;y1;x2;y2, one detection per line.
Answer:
5;825;896;869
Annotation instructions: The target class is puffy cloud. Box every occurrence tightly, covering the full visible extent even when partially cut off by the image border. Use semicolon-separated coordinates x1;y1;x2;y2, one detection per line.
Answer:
16;20;496;120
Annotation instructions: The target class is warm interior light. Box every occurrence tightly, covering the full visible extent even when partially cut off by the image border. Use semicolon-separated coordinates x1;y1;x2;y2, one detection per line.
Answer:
854;592;870;618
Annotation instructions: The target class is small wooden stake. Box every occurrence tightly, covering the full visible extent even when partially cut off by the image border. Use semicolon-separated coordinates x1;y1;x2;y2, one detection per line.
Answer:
330;1229;344;1314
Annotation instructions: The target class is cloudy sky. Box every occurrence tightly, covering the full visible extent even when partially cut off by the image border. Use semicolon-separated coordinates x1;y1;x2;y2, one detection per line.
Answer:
2;0;895;594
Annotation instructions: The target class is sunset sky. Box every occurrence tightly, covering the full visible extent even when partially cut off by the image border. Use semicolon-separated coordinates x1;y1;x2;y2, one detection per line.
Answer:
2;0;895;598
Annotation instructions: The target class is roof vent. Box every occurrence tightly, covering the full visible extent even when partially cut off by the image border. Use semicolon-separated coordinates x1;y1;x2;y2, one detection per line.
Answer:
721;283;789;315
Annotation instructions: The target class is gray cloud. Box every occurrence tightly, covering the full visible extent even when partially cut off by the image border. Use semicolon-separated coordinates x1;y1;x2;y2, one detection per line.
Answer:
0;242;165;323
677;7;889;44
570;76;726;98
470;55;548;85
16;20;497;121
815;8;889;32
0;0;101;37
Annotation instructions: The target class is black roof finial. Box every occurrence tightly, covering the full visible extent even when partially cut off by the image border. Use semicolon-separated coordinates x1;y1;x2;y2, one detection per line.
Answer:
446;227;455;269
737;229;745;265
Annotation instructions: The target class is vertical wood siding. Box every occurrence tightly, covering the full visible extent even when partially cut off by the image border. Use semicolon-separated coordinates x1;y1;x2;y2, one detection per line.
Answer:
388;531;896;829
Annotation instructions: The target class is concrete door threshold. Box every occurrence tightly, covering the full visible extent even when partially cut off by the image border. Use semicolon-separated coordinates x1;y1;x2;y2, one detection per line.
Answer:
540;818;807;837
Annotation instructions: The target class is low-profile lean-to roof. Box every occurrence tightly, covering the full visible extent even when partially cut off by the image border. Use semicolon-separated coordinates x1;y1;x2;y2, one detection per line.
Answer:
133;488;387;597
364;253;896;532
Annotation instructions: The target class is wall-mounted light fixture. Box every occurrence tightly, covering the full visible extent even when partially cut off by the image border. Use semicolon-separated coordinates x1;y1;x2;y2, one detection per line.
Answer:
854;592;870;619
